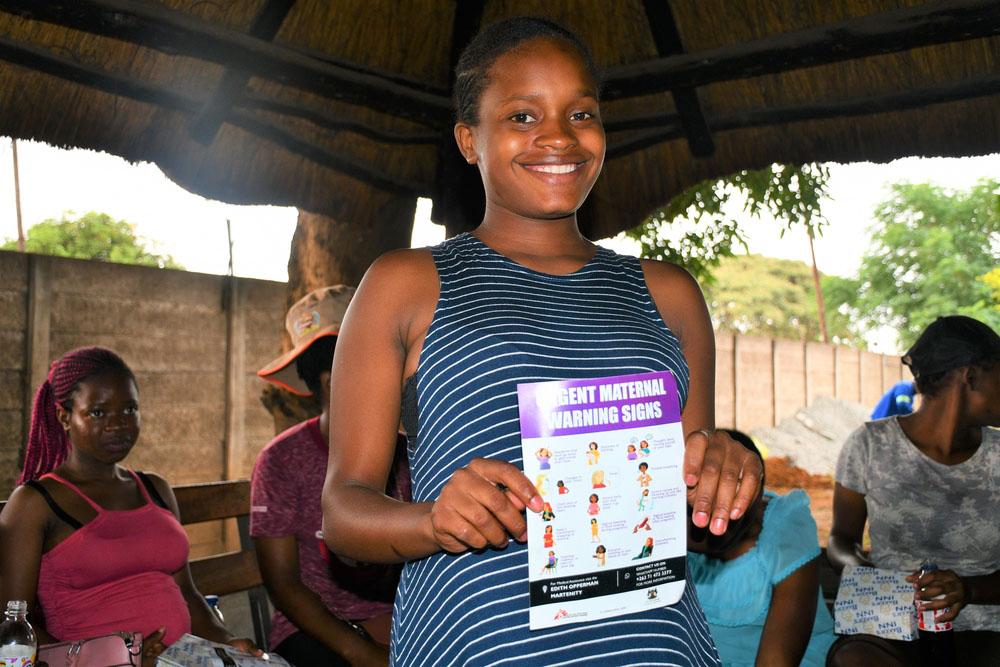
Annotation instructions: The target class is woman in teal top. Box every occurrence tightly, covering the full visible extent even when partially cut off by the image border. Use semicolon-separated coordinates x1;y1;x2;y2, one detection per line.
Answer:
688;431;836;666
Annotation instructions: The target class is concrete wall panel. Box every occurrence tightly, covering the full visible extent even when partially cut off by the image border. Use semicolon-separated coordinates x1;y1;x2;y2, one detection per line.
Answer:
0;410;22;493
0;371;21;410
735;336;774;431
0;331;24;371
773;340;805;423
882;356;903;390
48;256;224;307
0;290;26;330
0;252;26;287
835;348;861;403
715;332;736;429
49;333;227;373
860;351;884;408
49;294;226;340
806;342;836;404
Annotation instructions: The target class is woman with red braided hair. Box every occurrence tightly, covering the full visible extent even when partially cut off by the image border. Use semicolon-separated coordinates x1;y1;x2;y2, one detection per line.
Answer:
0;346;259;665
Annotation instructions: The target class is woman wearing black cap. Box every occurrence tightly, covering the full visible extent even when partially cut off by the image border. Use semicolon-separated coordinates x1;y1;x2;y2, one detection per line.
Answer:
827;315;1000;665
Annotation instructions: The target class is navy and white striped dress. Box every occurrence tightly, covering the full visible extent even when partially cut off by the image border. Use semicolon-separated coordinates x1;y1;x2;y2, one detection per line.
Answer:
393;233;720;666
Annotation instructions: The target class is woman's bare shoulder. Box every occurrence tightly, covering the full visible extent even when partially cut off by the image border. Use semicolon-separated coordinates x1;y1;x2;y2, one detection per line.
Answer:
366;247;437;281
355;247;439;315
638;258;709;339
639;257;701;293
0;483;52;527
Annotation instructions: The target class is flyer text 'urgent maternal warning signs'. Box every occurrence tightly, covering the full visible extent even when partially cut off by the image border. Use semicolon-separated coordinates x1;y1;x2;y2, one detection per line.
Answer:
517;370;687;630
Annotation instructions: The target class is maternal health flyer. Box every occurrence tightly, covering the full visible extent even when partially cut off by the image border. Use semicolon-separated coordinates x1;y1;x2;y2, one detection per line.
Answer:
517;370;687;630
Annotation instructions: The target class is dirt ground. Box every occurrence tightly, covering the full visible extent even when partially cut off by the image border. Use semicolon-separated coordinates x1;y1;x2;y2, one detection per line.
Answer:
766;456;834;546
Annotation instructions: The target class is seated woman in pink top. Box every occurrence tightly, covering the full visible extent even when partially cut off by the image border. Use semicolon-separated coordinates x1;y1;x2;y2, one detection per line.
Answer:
0;347;258;665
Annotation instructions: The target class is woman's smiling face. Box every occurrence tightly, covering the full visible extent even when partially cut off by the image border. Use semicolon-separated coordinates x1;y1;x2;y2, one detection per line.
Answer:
455;37;605;223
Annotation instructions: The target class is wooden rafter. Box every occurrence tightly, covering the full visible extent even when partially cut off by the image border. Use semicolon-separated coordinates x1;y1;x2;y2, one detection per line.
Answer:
0;36;424;196
641;0;714;157
606;73;1000;159
603;0;1000;99
189;0;298;144
0;0;452;127
237;93;437;144
0;31;434;146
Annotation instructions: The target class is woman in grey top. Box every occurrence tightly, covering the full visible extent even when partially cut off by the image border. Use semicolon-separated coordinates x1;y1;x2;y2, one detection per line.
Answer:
827;315;1000;666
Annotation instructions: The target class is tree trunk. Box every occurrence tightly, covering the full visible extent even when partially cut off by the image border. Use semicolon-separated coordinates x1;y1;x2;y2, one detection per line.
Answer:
261;187;418;434
808;229;829;344
287;191;418;304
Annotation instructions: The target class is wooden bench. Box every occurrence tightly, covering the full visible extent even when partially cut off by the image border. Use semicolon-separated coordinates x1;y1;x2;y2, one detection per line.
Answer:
1;479;271;648
174;479;271;648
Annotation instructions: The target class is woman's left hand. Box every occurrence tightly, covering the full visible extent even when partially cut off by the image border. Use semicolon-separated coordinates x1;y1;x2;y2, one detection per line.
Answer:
907;568;968;622
684;429;763;536
227;637;264;657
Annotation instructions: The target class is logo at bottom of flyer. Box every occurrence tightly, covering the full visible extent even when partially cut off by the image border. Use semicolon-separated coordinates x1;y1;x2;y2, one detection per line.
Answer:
553;609;586;622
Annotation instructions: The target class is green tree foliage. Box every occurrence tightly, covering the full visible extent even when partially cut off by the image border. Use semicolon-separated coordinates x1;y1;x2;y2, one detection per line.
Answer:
826;180;1000;346
2;211;182;269
626;163;830;281
705;254;855;344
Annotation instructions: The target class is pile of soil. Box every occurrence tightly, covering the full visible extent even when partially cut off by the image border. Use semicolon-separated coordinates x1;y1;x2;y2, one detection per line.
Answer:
765;456;833;489
765;456;835;545
752;396;869;477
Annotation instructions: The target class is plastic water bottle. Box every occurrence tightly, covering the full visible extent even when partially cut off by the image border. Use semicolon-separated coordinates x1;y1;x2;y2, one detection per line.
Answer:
916;563;957;667
205;595;225;624
0;600;36;667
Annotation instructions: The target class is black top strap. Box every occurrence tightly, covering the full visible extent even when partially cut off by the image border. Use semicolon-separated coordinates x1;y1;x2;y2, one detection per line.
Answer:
24;480;83;530
136;471;169;510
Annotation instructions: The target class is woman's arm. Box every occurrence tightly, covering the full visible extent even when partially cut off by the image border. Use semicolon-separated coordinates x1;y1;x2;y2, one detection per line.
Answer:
254;536;387;666
148;474;258;653
827;483;873;574
642;260;763;535
755;558;820;667
323;250;541;564
0;486;57;644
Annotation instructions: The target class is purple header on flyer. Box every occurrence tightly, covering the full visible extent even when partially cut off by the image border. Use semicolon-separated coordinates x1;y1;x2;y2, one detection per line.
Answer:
517;370;681;439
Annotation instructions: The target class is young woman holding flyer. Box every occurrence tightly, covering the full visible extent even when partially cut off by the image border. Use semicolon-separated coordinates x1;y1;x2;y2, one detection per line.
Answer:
322;17;762;666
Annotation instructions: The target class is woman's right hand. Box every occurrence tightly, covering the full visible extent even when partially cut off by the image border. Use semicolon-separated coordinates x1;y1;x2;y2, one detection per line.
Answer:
141;627;166;667
428;459;543;553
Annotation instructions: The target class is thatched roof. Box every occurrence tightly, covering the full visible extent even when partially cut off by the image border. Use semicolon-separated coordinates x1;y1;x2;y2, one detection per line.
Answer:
0;0;997;240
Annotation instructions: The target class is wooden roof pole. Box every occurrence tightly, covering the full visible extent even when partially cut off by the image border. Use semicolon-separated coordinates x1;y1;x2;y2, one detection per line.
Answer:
189;0;297;144
603;0;1000;99
0;0;452;126
434;0;486;237
606;72;1000;159
640;0;714;158
11;138;24;252
0;36;423;195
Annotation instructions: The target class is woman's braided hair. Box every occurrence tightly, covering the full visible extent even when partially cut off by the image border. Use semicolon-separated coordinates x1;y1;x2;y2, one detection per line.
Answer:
19;346;134;484
453;16;600;125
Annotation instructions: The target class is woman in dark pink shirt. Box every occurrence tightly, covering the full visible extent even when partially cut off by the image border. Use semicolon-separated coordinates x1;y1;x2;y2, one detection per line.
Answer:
0;346;257;665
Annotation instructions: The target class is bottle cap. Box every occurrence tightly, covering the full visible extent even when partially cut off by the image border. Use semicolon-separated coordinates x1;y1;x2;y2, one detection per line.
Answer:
5;600;26;614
